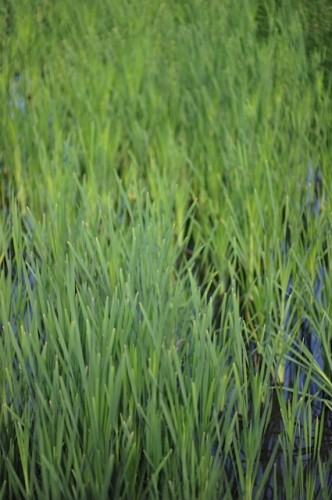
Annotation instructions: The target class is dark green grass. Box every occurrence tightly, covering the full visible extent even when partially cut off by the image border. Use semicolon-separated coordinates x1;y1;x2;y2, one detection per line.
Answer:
1;0;332;498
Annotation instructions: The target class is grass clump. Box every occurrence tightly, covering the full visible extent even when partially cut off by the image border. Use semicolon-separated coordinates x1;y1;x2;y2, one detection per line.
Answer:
1;0;332;498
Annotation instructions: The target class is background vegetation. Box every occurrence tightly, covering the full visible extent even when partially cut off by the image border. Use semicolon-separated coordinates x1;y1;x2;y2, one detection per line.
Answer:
1;0;332;498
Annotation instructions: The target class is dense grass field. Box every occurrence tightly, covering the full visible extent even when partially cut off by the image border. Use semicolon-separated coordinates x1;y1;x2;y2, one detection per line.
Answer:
1;0;332;498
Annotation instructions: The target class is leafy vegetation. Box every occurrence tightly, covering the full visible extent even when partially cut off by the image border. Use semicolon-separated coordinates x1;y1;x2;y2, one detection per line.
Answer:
1;0;332;498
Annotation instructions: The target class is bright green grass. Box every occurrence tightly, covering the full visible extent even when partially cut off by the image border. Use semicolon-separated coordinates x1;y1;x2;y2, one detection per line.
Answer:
1;0;332;498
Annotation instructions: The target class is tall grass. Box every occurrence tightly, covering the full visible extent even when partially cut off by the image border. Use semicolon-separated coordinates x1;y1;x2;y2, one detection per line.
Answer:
1;0;332;498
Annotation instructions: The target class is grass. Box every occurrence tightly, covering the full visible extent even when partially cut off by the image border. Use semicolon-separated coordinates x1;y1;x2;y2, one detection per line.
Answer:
1;0;332;498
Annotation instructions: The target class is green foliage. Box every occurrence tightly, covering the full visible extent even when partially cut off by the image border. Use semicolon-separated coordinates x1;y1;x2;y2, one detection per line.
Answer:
1;0;332;498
